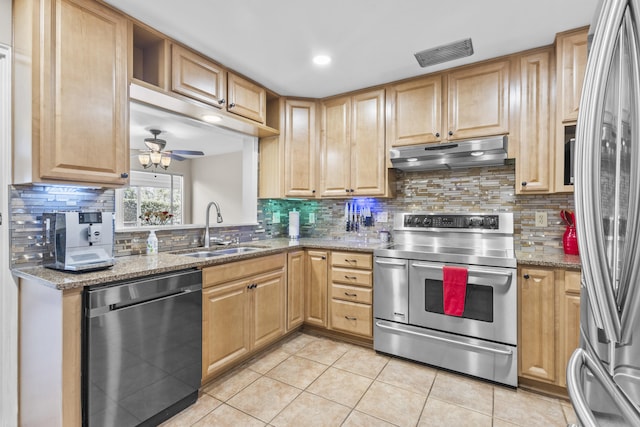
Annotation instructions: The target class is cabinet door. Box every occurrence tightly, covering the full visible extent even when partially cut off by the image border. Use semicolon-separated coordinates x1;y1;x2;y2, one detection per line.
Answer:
351;89;386;196
447;60;510;140
557;28;588;123
320;96;352;197
37;0;129;185
285;100;317;197
519;267;556;383
287;251;305;330
251;270;286;349
228;72;266;124
171;44;226;107
305;250;328;327
202;280;250;381
517;49;553;194
388;75;443;146
559;270;581;387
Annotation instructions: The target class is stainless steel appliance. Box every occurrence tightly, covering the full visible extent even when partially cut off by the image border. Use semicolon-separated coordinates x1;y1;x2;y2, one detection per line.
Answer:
374;212;518;386
567;0;640;424
43;211;115;271
83;269;202;427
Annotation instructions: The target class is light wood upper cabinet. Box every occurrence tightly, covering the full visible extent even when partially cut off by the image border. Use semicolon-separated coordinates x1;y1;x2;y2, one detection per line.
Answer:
556;28;588;123
388;75;443;146
284;99;318;197
447;60;510;140
171;44;227;107
228;72;267;124
516;48;554;194
519;267;557;383
320;89;387;197
13;0;129;186
305;250;328;327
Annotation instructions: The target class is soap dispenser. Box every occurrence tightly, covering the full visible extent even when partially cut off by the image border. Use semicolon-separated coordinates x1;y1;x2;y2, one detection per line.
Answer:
146;230;158;254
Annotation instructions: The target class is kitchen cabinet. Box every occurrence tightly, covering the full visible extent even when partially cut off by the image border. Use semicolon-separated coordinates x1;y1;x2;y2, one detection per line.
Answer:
555;27;588;193
287;250;305;331
305;250;329;327
202;253;286;382
13;0;130;186
171;44;227;108
518;265;581;394
228;72;267;124
387;59;509;148
516;47;554;194
328;251;373;338
259;98;318;198
320;89;389;197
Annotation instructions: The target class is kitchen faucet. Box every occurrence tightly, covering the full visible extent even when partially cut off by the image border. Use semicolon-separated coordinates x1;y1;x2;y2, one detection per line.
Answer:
203;201;223;248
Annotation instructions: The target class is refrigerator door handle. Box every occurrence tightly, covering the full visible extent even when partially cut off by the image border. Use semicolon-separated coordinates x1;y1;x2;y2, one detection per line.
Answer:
567;347;640;427
575;0;628;343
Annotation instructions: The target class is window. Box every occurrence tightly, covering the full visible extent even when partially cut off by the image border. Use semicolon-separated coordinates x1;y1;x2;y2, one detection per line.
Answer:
115;171;184;228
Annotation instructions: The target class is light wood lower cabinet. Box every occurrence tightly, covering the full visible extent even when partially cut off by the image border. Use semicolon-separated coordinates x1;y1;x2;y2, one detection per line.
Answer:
305;250;329;327
518;265;581;392
202;253;286;382
287;250;305;330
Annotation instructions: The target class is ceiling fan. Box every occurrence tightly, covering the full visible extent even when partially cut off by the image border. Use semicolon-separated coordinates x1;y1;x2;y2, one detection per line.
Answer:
136;129;204;170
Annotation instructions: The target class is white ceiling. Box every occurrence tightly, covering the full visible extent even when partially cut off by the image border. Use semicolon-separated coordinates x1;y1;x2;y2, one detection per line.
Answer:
105;0;599;98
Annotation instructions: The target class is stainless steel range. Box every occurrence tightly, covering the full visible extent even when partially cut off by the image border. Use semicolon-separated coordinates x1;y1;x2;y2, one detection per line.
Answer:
373;212;518;387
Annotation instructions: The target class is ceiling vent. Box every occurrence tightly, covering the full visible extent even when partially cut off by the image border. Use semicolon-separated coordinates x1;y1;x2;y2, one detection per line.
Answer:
414;38;474;68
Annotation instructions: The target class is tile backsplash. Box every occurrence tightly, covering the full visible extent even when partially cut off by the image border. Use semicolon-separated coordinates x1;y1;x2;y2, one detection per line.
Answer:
9;164;575;267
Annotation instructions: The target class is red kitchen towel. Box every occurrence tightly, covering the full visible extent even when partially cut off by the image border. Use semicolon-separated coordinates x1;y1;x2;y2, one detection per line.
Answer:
443;266;468;317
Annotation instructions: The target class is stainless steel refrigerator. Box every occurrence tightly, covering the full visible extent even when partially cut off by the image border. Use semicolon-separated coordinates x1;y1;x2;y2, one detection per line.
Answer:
568;0;640;425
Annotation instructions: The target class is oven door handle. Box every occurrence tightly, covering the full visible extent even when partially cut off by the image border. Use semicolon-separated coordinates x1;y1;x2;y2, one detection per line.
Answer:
375;321;513;356
410;262;513;283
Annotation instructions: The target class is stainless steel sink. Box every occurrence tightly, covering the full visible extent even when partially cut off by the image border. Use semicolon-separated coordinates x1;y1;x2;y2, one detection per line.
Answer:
180;246;263;258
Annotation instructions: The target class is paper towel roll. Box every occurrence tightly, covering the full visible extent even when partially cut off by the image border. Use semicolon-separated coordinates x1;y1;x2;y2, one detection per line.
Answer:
289;211;300;240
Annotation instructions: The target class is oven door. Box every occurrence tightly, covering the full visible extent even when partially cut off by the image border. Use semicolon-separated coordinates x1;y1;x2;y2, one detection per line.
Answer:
409;260;516;345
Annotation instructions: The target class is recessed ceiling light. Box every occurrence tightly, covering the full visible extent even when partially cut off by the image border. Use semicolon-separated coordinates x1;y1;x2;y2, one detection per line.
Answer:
313;55;332;66
202;114;222;123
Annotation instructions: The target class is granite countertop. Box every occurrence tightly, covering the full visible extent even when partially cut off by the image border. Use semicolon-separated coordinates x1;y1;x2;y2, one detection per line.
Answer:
515;251;581;270
13;237;581;291
12;238;389;291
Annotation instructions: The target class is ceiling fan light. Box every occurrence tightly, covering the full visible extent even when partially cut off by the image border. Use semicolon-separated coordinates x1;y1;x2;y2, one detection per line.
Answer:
160;155;172;169
150;151;162;164
138;153;151;168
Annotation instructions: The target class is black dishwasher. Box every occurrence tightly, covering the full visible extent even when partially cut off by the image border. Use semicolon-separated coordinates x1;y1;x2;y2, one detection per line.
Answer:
82;269;202;427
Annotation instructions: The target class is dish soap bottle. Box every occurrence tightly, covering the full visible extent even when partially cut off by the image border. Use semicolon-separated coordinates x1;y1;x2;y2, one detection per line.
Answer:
146;230;158;254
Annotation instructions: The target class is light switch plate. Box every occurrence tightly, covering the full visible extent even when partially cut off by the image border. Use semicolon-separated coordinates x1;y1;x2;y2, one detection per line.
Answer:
272;212;280;224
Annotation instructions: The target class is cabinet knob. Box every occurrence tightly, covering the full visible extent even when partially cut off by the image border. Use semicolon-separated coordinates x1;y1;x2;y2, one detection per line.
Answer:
229;103;236;108
435;132;440;138
521;181;528;187
321;256;326;260
218;98;226;105
120;172;129;179
448;131;453;136
523;274;530;279
350;189;354;193
312;189;316;194
345;189;350;193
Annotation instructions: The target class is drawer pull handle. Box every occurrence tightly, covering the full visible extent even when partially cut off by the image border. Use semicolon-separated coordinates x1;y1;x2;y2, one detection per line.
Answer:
344;292;357;297
345;259;357;263
344;315;357;321
345;275;357;280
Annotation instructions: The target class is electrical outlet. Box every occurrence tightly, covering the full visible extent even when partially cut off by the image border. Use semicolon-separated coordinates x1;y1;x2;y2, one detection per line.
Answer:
272;211;280;224
376;211;389;223
535;212;547;227
309;212;316;224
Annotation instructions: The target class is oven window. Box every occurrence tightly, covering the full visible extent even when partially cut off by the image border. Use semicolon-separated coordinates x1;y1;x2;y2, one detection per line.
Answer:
424;279;494;322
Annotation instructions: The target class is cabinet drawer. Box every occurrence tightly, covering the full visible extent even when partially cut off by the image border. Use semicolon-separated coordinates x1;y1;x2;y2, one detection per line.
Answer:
331;267;372;287
331;283;372;304
330;299;372;337
331;252;372;269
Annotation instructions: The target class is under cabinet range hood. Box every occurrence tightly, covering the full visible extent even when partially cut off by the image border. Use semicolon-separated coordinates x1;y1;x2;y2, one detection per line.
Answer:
389;135;508;171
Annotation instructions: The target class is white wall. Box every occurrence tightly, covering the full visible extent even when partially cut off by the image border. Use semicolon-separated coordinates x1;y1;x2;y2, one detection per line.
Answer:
191;138;258;226
0;0;11;46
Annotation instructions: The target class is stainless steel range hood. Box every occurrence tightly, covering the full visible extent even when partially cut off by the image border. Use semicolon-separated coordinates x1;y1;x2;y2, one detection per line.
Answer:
389;135;508;171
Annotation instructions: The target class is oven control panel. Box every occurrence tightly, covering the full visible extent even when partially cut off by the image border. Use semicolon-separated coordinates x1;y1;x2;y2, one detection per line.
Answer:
402;214;499;230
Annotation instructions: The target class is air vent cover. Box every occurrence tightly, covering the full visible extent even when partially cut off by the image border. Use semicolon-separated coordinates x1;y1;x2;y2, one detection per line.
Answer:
414;38;474;68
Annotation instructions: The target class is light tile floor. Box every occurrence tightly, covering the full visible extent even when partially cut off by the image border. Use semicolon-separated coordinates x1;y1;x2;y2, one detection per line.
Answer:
161;332;577;427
